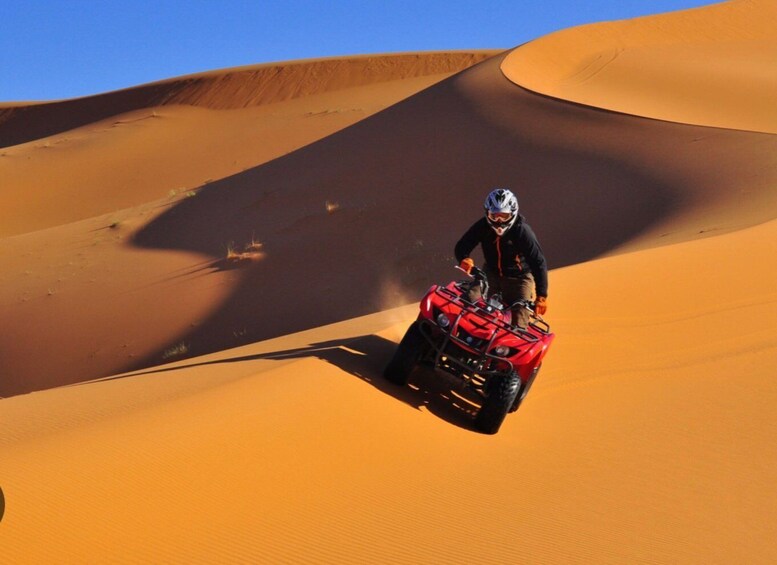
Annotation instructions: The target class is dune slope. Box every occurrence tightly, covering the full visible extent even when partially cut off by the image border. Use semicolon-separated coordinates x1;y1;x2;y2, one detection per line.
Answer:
502;0;777;133
0;52;498;236
1;218;775;563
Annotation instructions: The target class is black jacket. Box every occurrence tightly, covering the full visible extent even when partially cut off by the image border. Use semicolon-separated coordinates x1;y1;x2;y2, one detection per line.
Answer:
455;215;549;297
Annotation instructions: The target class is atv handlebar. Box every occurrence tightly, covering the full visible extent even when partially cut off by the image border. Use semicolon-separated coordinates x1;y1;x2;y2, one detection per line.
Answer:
510;299;547;322
455;264;487;280
456;264;489;297
454;264;546;321
509;298;535;312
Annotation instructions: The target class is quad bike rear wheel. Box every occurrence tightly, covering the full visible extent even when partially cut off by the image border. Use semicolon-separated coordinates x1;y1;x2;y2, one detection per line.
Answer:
384;321;428;386
474;371;521;434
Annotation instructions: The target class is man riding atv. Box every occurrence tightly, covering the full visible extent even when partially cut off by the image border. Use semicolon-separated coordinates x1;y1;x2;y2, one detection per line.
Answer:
455;188;548;328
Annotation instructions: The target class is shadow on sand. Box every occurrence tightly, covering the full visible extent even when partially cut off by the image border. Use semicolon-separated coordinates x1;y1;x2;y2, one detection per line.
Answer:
113;333;481;432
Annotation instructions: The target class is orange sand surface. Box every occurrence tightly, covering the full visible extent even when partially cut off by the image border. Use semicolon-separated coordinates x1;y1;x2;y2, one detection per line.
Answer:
2;3;777;562
2;219;775;563
502;0;777;133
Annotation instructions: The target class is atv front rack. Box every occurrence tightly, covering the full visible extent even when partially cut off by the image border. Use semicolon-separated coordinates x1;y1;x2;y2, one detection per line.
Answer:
437;286;549;339
417;286;546;389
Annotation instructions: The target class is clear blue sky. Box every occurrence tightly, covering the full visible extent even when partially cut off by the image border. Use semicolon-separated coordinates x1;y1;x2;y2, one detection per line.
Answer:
0;0;719;102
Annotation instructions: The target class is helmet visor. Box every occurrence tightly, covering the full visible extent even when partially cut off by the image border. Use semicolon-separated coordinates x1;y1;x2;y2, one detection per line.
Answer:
487;211;513;223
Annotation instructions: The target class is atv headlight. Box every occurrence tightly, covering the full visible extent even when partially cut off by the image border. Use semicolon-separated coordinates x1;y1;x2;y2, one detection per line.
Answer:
493;345;510;357
436;312;451;329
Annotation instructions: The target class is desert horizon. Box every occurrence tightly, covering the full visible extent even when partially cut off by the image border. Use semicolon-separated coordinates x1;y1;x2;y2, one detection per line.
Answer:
2;0;776;562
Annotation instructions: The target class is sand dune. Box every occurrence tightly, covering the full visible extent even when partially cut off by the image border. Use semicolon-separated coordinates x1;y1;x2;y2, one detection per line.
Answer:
2;0;777;562
0;52;497;237
1;49;775;396
502;0;777;133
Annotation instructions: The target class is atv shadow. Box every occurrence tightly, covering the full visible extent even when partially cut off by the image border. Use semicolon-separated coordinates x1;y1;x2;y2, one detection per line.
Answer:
116;333;480;432
293;334;482;432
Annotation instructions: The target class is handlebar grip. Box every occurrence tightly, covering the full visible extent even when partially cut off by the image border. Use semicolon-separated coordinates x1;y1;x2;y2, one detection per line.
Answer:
470;266;486;279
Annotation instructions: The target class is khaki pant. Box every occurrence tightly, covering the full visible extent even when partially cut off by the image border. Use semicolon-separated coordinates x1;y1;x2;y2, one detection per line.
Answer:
485;270;535;328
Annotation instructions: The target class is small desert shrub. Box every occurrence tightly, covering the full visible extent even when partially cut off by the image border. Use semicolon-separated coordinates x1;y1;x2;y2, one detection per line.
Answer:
162;342;189;360
244;237;263;253
226;238;264;264
226;242;240;261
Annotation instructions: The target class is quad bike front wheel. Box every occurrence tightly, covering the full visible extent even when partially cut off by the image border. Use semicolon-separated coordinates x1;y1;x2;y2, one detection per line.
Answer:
509;363;541;413
474;371;521;434
383;321;428;386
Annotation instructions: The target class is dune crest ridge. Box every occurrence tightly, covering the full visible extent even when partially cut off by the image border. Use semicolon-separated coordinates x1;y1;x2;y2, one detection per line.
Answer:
0;51;499;148
502;0;777;133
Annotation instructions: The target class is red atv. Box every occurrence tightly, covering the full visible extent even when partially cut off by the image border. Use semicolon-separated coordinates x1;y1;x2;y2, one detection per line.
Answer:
384;266;554;434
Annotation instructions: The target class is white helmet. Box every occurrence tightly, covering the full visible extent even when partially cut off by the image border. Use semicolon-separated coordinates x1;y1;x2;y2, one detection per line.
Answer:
484;188;519;236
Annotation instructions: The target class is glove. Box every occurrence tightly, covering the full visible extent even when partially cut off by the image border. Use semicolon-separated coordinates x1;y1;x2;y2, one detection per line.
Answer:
534;296;548;316
459;257;475;275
